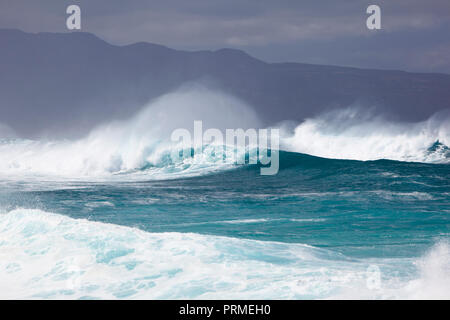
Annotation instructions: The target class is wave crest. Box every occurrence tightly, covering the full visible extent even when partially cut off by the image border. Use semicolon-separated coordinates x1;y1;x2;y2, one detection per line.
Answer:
282;108;450;163
1;91;449;180
0;87;261;179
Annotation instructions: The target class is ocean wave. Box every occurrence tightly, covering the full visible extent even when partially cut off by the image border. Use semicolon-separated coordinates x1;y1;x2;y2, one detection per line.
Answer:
0;139;238;180
0;88;262;180
0;208;448;299
0;90;449;181
282;108;450;163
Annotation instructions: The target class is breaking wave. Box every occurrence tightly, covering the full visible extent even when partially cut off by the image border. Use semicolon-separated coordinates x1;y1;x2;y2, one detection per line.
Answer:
0;90;448;180
0;208;448;299
282;108;450;163
0;87;262;179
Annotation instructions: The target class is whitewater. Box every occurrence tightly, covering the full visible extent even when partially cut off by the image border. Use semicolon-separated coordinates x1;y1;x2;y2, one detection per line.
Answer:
0;209;449;299
0;88;448;180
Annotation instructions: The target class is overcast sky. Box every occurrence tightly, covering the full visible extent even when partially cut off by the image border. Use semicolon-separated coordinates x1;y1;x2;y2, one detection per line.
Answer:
1;0;449;73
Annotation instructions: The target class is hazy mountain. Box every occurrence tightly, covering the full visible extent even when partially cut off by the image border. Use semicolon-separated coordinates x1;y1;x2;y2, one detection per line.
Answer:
1;29;449;137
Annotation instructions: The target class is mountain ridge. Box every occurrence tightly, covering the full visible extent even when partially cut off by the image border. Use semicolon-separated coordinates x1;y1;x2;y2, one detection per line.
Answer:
1;28;449;137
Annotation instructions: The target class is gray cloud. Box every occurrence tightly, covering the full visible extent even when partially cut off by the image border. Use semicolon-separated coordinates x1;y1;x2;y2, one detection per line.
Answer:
0;0;449;73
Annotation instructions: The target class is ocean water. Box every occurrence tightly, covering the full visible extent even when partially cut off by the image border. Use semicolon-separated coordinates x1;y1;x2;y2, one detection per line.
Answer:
0;148;449;299
0;90;449;299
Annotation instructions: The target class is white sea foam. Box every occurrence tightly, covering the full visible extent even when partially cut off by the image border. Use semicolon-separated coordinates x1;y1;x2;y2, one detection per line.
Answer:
0;92;448;180
0;87;261;180
282;108;450;163
370;191;435;201
219;218;270;224
290;218;327;223
331;241;450;300
0;209;448;299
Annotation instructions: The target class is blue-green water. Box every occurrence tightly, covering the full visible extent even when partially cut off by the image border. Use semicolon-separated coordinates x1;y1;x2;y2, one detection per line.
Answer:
1;151;449;299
